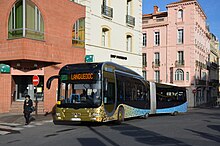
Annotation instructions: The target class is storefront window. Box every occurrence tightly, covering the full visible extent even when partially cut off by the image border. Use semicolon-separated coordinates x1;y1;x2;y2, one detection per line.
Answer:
12;75;44;101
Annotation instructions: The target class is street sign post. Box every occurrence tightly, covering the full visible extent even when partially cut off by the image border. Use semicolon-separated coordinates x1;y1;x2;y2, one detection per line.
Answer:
192;89;197;94
32;75;39;116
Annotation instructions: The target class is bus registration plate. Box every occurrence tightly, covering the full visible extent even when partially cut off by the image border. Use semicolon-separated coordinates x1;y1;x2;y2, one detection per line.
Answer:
71;118;81;121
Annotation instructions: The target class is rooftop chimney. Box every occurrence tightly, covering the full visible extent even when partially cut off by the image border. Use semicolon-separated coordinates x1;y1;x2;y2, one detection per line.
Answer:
153;6;159;14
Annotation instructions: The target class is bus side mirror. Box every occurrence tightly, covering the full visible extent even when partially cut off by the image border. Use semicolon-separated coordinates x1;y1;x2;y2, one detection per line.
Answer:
46;75;60;89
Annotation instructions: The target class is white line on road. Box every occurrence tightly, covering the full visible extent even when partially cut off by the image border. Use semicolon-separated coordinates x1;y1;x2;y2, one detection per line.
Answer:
0;125;23;131
0;131;11;135
0;122;21;126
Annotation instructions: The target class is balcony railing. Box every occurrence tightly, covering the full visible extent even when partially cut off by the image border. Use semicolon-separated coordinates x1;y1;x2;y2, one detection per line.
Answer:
152;61;160;68
155;79;161;83
126;15;135;26
101;5;113;19
196;60;207;69
211;62;218;69
175;60;184;67
196;79;207;86
209;79;219;87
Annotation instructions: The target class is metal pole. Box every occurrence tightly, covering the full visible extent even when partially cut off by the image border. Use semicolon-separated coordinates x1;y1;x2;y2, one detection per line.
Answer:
35;88;38;116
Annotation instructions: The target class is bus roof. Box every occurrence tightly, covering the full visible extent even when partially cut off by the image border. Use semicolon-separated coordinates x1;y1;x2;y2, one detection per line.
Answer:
155;82;186;89
59;62;141;77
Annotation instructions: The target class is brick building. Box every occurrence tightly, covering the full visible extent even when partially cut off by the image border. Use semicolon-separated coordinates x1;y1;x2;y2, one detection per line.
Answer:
0;0;85;113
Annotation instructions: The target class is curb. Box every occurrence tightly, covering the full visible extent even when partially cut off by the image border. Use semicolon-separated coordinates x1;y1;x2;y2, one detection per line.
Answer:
0;114;52;124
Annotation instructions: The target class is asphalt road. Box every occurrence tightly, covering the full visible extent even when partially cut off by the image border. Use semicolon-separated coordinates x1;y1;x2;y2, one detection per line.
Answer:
0;107;219;146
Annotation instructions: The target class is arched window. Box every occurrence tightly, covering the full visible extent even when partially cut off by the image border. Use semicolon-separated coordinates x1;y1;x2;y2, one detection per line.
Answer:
127;0;132;15
72;18;85;48
186;72;189;81
175;69;184;81
101;27;110;47
8;0;44;40
126;35;132;52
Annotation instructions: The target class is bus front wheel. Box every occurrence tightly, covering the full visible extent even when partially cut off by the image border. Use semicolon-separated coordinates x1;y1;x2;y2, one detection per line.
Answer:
116;107;124;124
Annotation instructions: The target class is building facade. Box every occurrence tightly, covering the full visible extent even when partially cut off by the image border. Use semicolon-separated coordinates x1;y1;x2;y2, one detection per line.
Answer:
72;0;143;74
208;33;219;105
0;0;85;113
142;0;211;107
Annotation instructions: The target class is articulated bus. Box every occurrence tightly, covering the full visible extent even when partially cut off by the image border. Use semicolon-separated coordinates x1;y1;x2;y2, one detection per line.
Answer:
46;62;187;124
149;82;188;116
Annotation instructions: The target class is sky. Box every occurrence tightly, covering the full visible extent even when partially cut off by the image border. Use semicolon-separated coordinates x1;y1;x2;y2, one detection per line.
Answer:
142;0;220;41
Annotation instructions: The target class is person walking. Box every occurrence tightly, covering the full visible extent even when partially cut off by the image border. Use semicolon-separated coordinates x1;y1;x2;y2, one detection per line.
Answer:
23;95;33;125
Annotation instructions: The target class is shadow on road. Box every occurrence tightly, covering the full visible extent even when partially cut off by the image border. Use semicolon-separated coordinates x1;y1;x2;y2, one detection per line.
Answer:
78;138;107;146
207;125;220;133
110;123;191;146
186;129;220;143
85;123;191;146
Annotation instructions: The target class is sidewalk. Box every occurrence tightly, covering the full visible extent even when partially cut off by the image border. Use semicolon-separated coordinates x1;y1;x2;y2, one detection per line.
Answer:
0;113;52;124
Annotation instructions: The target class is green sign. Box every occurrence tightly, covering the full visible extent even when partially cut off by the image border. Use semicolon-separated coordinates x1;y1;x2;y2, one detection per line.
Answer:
0;64;10;73
85;55;94;63
61;75;68;81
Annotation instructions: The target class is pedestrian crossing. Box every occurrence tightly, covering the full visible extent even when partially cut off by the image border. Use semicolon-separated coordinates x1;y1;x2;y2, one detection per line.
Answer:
0;120;52;135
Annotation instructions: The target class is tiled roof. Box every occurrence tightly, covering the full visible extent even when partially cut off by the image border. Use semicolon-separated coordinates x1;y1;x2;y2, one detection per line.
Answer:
143;12;167;18
168;0;196;5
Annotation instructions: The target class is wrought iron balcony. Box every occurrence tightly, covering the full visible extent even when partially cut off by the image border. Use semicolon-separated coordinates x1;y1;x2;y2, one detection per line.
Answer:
142;62;147;68
175;60;184;67
101;5;113;19
195;60;207;69
209;79;219;87
126;15;135;26
155;79;161;83
211;62;218;69
152;61;160;68
196;79;207;86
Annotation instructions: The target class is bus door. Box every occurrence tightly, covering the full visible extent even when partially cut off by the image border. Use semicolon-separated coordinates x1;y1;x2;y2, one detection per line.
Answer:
103;66;116;115
150;82;156;114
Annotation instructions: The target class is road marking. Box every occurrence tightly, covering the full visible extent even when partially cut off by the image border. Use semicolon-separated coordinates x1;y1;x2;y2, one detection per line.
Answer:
0;131;10;135
0;123;21;126
33;122;43;126
0;125;23;135
23;125;35;128
0;120;52;135
43;120;53;123
0;125;23;131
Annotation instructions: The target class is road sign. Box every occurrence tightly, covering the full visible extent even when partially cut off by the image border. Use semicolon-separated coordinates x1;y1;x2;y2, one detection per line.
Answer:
33;75;40;86
85;55;94;63
192;89;197;94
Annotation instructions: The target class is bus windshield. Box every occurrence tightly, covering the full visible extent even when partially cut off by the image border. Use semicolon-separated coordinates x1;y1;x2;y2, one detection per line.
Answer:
59;81;102;108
